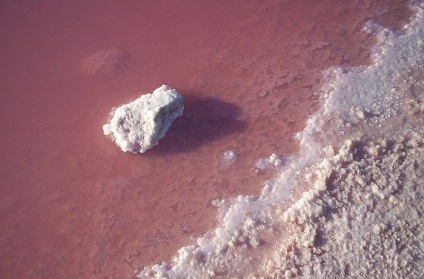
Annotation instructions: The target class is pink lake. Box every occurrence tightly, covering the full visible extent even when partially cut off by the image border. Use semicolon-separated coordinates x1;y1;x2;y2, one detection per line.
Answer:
0;0;412;278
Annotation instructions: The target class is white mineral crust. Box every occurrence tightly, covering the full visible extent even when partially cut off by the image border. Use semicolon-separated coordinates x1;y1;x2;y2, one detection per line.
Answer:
103;85;184;153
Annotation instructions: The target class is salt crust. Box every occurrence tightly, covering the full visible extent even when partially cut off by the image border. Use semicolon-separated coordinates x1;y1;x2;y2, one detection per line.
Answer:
103;85;184;154
138;3;424;278
275;134;424;278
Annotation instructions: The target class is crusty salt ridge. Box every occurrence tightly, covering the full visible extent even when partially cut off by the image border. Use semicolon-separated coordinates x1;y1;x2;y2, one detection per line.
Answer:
138;3;424;278
103;85;184;153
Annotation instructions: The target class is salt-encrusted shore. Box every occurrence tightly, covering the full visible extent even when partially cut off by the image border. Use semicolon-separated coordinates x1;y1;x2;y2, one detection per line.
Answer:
138;2;424;278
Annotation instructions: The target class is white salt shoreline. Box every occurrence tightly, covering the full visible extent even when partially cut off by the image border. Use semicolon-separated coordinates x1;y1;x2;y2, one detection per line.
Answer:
137;2;424;278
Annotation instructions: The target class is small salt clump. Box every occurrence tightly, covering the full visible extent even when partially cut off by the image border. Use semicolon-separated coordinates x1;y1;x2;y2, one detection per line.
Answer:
254;153;283;173
103;85;184;153
269;153;283;166
218;150;237;170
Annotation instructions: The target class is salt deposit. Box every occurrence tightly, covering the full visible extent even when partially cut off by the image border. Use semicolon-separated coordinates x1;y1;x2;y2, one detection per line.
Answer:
81;49;129;77
254;153;284;172
103;85;184;153
138;2;424;278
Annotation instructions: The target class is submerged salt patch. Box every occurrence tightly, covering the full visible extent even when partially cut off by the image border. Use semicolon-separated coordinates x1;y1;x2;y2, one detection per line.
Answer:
219;150;237;169
103;85;184;153
82;49;129;77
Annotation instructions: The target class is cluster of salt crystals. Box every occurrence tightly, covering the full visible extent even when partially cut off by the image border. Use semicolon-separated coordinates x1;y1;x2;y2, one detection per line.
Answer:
103;85;184;153
138;3;424;278
253;153;284;173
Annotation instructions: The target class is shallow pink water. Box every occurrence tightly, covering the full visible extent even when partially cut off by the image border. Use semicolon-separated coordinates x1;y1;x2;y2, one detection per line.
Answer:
0;0;411;278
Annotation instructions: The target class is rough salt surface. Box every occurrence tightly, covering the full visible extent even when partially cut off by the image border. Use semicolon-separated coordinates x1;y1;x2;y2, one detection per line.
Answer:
138;3;424;278
103;85;184;153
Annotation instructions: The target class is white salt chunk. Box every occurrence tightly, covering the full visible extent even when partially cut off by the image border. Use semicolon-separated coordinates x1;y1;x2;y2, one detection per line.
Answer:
103;85;184;153
269;153;283;166
223;150;236;161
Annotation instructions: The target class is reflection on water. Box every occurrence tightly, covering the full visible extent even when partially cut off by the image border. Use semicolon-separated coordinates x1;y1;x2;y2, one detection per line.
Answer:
0;0;413;278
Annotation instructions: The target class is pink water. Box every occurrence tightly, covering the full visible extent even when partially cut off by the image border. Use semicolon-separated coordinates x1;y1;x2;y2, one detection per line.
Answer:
0;1;411;278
